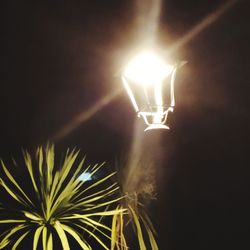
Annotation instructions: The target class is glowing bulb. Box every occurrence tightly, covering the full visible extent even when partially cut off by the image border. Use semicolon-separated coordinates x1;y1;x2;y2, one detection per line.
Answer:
124;51;173;86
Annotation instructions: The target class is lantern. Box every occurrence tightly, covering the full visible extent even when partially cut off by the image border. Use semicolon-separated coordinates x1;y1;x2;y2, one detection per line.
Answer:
121;50;178;131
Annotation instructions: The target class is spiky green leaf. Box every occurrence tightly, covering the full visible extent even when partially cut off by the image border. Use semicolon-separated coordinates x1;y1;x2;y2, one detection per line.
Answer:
61;223;91;250
54;221;70;250
12;231;30;250
33;226;43;250
129;205;146;250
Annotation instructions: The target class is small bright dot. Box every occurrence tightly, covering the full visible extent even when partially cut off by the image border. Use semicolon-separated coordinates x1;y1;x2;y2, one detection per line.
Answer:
78;172;92;181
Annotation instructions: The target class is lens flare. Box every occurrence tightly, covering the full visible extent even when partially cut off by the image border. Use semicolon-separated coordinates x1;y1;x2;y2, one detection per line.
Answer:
78;172;92;181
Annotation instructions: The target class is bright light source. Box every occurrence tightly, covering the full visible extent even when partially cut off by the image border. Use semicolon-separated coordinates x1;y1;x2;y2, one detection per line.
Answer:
78;172;92;181
124;51;173;86
121;49;180;131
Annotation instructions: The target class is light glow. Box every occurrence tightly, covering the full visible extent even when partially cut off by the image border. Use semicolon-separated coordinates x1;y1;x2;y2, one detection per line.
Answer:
124;51;173;86
78;172;92;181
144;123;169;131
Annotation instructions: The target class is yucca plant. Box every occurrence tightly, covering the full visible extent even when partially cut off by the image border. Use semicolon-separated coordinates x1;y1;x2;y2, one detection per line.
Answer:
111;193;159;250
0;145;125;249
111;159;159;250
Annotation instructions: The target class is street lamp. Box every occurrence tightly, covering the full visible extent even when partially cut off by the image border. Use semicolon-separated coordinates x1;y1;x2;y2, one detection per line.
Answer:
121;50;179;131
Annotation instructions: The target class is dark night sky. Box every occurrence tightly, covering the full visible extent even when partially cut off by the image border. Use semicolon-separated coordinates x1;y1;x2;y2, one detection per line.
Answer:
1;0;250;249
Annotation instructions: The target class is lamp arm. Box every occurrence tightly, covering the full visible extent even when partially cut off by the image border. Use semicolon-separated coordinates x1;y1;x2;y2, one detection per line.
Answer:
170;67;177;107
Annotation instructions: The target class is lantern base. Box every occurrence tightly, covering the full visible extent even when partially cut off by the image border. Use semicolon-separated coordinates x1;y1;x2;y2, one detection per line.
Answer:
144;124;170;131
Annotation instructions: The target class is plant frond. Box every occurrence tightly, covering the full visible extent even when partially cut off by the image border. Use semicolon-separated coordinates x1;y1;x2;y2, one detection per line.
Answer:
1;160;34;206
0;178;29;206
0;145;127;249
77;219;111;240
141;216;159;250
24;211;42;222
60;223;91;250
47;231;53;250
23;150;39;197
0;219;26;223
128;205;146;250
33;226;44;250
54;221;70;250
0;238;9;249
72;223;108;250
12;230;30;250
0;224;28;249
42;226;48;250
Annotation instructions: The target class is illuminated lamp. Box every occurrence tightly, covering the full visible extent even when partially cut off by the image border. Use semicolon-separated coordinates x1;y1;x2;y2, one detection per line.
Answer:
122;50;179;131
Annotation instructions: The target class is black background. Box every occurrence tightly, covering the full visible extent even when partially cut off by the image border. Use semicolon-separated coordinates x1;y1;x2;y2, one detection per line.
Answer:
1;0;250;249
